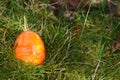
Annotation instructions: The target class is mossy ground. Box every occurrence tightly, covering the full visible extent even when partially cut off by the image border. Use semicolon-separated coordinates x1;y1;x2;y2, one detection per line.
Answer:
0;0;120;80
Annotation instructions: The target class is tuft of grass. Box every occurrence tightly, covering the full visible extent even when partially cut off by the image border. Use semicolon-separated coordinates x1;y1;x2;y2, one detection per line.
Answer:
0;0;120;80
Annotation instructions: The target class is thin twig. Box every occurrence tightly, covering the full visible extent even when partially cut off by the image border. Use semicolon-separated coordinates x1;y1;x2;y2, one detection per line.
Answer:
23;15;29;31
64;62;95;67
80;0;93;39
92;59;101;80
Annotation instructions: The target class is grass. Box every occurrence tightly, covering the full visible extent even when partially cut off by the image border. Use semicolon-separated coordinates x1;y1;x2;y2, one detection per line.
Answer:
0;0;120;80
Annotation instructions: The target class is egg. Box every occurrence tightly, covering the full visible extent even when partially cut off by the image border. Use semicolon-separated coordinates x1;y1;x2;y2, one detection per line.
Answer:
14;30;46;65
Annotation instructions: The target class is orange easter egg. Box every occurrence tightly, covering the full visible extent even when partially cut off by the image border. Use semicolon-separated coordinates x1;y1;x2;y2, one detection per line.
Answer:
14;30;45;65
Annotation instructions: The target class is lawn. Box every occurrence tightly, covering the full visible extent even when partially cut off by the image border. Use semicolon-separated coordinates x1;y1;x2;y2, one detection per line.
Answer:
0;0;120;80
